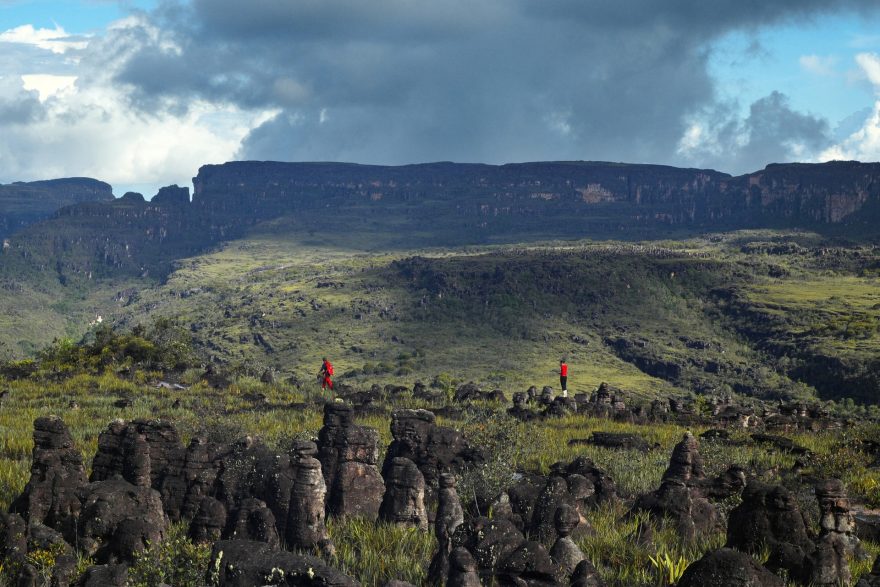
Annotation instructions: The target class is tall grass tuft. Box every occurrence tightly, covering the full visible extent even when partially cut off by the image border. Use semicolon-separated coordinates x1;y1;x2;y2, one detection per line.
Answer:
328;517;436;585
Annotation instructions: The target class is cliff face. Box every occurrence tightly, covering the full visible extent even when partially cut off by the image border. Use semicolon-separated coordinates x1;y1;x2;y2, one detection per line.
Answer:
191;160;880;238
0;178;114;241
5;160;880;285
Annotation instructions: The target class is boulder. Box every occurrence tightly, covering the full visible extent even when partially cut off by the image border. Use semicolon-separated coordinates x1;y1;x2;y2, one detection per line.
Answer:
677;548;784;587
223;497;281;548
379;457;428;531
446;547;481;587
77;479;168;564
208;539;359;586
549;504;586;582
726;480;814;583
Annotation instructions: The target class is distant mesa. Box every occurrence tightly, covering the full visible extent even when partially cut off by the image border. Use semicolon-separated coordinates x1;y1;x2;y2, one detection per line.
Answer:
0;177;114;241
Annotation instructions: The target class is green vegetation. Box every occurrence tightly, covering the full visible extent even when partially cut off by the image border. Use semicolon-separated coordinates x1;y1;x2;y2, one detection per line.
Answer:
128;523;213;587
0;229;879;585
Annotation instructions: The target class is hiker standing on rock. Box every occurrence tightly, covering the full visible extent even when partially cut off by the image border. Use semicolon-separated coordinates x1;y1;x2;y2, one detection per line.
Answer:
559;359;568;398
319;357;334;391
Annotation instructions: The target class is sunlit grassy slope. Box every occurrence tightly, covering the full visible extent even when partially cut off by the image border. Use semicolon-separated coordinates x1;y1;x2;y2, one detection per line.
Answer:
97;229;878;402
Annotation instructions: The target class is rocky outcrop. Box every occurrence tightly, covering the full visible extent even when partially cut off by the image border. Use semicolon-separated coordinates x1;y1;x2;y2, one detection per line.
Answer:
677;547;784;587
318;403;385;519
726;480;815;583
630;433;719;541
382;409;483;516
810;479;859;586
428;473;465;584
77;478;168;564
286;455;332;554
224;497;280;548
11;416;87;540
208;539;360;586
379;457;428;531
446;547;481;587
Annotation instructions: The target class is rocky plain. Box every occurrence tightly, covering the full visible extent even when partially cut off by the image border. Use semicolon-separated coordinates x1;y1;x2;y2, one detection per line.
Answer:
3;377;880;586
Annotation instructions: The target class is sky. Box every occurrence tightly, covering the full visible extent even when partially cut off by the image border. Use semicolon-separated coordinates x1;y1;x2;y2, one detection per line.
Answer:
3;1;880;198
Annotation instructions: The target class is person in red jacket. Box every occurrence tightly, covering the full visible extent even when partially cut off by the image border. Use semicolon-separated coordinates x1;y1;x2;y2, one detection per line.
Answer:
559;359;568;397
319;357;334;390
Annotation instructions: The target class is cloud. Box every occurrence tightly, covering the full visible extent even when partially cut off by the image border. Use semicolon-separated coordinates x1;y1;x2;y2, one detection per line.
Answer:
2;0;880;191
678;91;832;173
0;24;88;54
820;53;880;161
103;0;880;173
800;54;837;76
20;74;77;101
855;52;880;87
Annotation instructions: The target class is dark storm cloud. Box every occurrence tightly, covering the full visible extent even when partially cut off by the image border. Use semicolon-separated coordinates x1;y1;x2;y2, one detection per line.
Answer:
105;0;879;173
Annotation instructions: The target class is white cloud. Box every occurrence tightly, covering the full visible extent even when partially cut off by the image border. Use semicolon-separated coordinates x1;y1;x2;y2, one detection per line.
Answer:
0;24;88;54
818;54;880;162
20;74;77;102
799;54;837;77
855;53;880;89
0;15;277;196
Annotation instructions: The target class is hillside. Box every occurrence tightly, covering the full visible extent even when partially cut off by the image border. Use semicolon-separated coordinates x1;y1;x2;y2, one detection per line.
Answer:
103;230;879;404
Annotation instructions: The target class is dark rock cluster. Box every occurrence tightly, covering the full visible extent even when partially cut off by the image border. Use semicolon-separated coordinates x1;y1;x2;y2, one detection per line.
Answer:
0;400;868;586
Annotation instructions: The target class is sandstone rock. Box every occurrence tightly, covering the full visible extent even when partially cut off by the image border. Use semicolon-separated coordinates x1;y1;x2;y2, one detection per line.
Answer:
447;547;481;587
631;433;718;541
224;497;280;548
810;479;859;586
453;516;525;573
496;539;557;586
317;408;384;520
188;496;226;543
208;539;360;586
569;559;605;587
286;455;331;553
428;473;465;584
549;504;586;582
856;556;880;587
11;416;87;540
0;512;27;563
662;432;705;484
75;564;128;587
379;457;428;531
677;548;784;587
726;480;814;583
77;479;168;564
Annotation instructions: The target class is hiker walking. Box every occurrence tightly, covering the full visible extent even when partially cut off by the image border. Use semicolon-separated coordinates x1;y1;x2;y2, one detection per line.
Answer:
319;357;334;391
559;359;568;398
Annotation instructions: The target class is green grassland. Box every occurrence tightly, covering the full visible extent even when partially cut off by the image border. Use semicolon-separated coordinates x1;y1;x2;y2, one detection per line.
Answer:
87;230;875;406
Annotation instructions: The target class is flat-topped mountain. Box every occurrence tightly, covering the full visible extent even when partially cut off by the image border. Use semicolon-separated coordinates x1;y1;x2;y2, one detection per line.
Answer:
191;159;880;234
3;160;880;285
0;177;113;241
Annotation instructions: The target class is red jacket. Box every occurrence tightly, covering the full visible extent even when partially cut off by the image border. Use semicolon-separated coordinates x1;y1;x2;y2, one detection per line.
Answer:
560;363;568;376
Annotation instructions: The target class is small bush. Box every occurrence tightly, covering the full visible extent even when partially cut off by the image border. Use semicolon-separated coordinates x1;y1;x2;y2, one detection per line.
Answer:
127;523;211;587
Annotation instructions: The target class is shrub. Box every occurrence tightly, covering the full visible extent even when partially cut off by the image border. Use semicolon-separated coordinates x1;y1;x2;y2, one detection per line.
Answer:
127;523;211;587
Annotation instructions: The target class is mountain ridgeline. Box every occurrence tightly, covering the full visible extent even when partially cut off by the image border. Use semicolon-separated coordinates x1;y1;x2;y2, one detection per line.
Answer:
3;160;880;282
0;177;113;242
